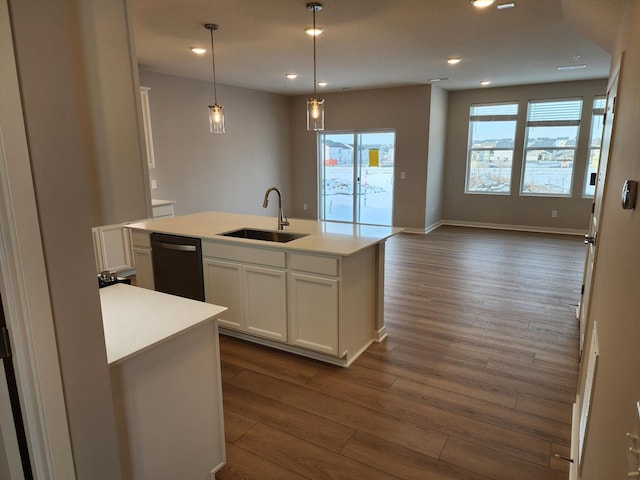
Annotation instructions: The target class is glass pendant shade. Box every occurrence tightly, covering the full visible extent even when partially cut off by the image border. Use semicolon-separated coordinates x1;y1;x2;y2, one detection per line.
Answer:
306;97;324;131
209;104;225;133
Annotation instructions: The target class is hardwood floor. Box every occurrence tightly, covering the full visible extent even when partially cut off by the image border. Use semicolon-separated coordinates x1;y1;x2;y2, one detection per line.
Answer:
215;226;585;480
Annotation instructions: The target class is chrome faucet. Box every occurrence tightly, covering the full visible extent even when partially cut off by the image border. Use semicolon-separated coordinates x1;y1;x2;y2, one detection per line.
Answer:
262;187;290;230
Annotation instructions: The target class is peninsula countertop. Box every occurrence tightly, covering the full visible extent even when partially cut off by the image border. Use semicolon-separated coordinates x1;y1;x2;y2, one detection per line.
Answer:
99;283;227;365
126;211;403;256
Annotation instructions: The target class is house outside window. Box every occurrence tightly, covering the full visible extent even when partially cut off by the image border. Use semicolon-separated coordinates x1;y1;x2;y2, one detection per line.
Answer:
521;98;583;196
583;96;606;197
465;103;518;194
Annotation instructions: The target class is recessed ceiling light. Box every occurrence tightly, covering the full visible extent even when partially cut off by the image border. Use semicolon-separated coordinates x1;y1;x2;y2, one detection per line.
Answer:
497;2;515;9
305;26;324;36
557;64;587;70
191;47;207;55
317;82;328;87
448;57;461;65
471;0;495;7
481;80;491;86
285;73;298;79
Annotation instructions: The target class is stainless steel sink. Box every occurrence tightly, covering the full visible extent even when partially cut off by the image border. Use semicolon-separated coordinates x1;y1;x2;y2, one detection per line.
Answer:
220;228;308;243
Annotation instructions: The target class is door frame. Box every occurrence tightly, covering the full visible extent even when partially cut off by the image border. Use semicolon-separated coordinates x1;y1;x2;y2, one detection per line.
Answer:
317;129;396;226
573;53;623;477
0;0;75;477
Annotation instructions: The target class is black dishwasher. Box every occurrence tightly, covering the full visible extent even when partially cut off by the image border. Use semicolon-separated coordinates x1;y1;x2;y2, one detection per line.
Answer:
150;233;205;301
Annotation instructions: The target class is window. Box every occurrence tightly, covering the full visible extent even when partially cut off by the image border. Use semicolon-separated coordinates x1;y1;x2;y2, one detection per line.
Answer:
318;131;395;226
583;97;606;197
521;99;583;196
465;103;518;194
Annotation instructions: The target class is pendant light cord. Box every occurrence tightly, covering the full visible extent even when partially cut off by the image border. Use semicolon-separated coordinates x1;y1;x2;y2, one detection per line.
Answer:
209;26;219;105
312;7;317;98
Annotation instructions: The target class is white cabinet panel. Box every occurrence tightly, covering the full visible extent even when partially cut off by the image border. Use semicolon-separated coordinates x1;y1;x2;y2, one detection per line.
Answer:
204;259;244;331
288;272;339;355
92;223;133;274
244;265;287;342
132;247;154;290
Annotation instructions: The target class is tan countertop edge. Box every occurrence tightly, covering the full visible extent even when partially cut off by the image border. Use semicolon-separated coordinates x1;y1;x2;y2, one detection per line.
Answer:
126;211;403;256
100;283;227;366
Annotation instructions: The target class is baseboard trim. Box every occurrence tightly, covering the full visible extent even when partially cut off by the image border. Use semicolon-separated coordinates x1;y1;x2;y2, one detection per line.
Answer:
430;220;586;236
442;220;586;236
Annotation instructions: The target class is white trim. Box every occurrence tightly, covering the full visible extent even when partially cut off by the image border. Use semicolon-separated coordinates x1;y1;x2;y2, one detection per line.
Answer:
398;220;585;236
0;1;75;477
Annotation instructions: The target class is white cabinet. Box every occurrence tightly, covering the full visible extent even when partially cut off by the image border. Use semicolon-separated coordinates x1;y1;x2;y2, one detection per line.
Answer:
130;231;154;289
288;272;338;355
203;242;287;343
92;223;133;274
151;199;175;218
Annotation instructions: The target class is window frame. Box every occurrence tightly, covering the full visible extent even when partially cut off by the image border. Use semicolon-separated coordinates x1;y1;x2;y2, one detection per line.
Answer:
520;97;583;197
583;96;606;197
464;102;519;195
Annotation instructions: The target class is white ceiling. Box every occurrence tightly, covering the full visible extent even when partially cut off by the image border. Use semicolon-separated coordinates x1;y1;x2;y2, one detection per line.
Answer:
130;0;625;95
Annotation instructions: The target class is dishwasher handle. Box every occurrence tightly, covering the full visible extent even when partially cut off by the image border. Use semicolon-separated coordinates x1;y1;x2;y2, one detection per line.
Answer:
153;242;197;252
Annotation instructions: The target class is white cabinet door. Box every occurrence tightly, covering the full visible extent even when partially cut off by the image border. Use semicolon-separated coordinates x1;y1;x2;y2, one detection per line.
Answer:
204;259;244;331
244;265;287;342
132;247;154;290
288;272;338;355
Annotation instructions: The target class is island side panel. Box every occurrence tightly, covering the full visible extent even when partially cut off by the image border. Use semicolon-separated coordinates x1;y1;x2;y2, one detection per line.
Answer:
340;245;377;366
374;241;387;341
110;320;225;479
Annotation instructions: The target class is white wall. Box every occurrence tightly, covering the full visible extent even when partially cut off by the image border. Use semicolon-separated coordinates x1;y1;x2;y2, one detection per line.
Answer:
139;70;292;218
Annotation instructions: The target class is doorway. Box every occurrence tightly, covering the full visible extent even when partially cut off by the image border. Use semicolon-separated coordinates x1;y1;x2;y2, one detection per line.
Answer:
318;130;395;226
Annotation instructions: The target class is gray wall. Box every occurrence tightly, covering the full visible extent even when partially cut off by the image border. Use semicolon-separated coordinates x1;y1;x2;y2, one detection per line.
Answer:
443;79;607;232
290;86;432;230
426;85;448;229
139;70;292;218
581;2;640;478
76;0;150;226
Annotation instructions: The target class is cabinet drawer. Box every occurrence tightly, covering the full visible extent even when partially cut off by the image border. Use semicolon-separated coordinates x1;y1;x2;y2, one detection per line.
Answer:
152;204;174;218
202;241;285;268
131;230;151;248
288;253;339;276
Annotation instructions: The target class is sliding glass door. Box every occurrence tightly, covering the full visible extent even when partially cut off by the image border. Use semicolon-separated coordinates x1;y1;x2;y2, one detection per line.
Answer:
318;131;395;226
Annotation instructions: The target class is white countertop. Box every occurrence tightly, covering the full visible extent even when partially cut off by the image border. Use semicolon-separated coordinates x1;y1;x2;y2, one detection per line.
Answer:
100;283;227;366
127;211;403;256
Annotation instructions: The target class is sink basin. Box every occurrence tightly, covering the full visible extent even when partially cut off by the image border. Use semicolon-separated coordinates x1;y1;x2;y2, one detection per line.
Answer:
220;228;308;243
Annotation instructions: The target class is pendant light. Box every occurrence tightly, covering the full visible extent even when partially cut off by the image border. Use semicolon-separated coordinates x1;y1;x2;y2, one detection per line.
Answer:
306;2;324;131
204;23;225;133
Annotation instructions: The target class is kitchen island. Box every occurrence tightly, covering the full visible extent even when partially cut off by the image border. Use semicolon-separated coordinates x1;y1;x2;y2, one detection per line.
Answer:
127;211;402;366
100;283;227;479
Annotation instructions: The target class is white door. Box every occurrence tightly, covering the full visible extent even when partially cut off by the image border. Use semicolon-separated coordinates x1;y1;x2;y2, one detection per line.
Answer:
578;60;620;358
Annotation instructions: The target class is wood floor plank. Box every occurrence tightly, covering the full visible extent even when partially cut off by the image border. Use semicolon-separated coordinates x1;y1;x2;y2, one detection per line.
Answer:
223;383;355;452
227;369;449;460
440;436;568;480
216;227;584;480
216;443;308;480
341;431;492;480
235;423;397;480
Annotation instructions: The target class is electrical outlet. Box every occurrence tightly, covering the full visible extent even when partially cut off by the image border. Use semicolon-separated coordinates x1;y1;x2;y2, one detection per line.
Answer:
303;203;308;211
151;179;158;189
400;171;406;180
551;210;558;218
